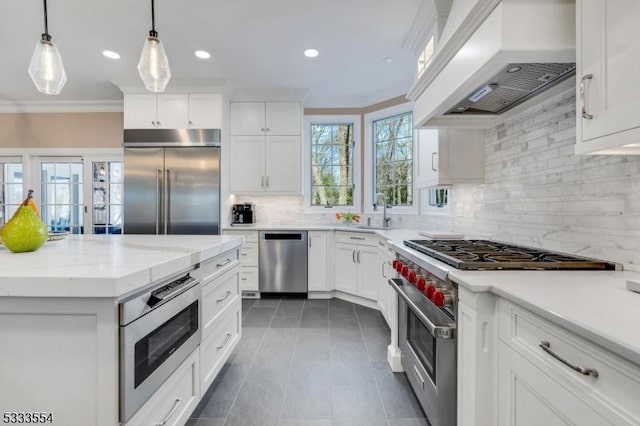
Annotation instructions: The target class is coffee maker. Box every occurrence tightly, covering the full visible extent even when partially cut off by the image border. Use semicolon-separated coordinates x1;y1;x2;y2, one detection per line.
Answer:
231;203;255;225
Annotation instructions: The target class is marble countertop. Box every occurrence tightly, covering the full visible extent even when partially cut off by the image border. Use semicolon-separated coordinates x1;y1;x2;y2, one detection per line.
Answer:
0;235;242;299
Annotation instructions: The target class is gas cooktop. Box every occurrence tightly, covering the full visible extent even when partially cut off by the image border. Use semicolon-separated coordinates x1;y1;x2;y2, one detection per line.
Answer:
403;239;619;271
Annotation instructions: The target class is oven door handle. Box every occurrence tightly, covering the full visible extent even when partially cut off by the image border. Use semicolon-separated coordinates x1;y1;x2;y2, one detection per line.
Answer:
388;278;455;339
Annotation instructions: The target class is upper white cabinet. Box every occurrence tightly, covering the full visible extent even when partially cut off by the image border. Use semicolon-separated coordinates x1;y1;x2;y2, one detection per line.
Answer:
230;101;302;194
415;128;484;188
576;0;640;154
124;93;222;129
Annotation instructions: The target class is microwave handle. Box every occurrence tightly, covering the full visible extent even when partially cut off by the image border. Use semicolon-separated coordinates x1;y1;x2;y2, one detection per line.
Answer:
388;278;455;339
147;276;198;308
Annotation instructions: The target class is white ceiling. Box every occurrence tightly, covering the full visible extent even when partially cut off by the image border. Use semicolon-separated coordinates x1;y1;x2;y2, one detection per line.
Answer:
0;0;423;107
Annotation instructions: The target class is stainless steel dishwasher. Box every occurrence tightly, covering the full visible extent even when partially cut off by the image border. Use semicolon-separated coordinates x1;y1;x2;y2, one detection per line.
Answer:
259;231;308;294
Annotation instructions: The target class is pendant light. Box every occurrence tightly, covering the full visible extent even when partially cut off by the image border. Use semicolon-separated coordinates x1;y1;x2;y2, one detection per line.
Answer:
28;0;67;95
138;0;171;92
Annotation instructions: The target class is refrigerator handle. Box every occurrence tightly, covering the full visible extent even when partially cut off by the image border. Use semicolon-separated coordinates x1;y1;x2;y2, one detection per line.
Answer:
156;168;162;235
164;169;170;234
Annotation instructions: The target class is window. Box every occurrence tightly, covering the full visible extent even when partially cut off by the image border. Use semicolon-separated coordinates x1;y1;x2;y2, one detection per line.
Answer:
310;122;355;207
373;111;413;206
39;159;84;234
417;35;435;77
0;160;23;226
91;161;123;234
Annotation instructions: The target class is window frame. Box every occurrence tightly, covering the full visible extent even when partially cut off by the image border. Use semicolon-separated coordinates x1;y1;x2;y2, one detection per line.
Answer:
364;103;418;215
303;115;361;213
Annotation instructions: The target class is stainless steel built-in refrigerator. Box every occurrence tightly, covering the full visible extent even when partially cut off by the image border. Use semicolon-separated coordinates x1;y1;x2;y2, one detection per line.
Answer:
123;129;221;235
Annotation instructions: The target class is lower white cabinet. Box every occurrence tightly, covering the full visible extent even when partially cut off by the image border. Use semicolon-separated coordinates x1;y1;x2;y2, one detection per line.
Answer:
308;231;328;291
334;240;379;300
222;230;259;294
377;238;395;328
200;299;241;391
125;349;200;426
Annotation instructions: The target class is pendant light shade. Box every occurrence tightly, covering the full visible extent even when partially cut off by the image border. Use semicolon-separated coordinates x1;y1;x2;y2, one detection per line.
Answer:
138;0;171;92
28;0;66;95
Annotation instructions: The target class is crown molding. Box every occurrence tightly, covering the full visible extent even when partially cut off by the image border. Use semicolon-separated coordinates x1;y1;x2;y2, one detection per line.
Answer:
230;88;308;102
403;1;438;55
406;0;502;101
0;100;123;113
111;79;228;94
304;82;410;109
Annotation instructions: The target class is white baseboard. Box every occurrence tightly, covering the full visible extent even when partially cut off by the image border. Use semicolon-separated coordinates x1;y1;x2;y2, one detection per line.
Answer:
387;344;403;372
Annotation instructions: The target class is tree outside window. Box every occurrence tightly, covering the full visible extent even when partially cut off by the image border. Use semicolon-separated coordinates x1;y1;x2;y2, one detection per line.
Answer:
311;123;354;206
374;112;413;206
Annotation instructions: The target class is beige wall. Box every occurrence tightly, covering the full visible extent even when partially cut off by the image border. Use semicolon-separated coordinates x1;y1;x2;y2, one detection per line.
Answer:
0;112;123;149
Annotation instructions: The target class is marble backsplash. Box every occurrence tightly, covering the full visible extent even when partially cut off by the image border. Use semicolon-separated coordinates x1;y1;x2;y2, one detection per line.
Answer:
232;90;640;271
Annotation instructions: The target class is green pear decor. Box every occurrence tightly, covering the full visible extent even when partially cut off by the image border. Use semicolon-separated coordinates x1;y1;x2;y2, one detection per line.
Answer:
1;190;49;253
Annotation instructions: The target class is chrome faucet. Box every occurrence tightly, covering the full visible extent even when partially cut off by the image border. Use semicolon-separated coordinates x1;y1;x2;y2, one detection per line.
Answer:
374;193;391;228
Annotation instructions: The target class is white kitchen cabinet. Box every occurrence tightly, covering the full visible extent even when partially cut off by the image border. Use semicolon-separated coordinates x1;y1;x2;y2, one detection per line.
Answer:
333;233;380;301
415;128;484;188
229;101;302;194
308;231;328;291
221;230;260;295
124;93;222;129
576;0;640;154
377;238;396;328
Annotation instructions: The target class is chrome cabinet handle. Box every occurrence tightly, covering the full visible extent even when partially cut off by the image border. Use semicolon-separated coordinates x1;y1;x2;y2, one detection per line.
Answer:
412;365;425;389
156;168;162;235
539;341;599;378
431;152;438;171
381;262;387;278
261;176;265;188
216;290;232;303
352;250;356;263
217;333;232;350
216;258;233;268
580;74;594;120
155;397;182;426
261;127;265;132
357;250;361;263
349;236;365;240
241;277;247;281
265;176;269;188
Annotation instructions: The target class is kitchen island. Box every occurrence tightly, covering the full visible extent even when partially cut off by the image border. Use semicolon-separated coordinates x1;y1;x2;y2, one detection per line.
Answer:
0;235;243;426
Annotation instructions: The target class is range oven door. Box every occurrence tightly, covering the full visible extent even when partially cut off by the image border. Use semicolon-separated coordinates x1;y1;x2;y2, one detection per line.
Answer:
120;283;201;422
391;278;456;426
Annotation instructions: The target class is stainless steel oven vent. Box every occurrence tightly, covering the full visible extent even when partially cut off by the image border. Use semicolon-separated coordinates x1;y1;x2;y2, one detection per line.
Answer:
445;63;576;116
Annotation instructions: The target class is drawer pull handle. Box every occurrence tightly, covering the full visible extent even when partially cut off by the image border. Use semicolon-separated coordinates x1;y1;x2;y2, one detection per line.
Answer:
241;253;248;256
155;397;182;426
217;333;232;350
216;290;232;303
216;258;233;267
580;74;594;120
412;365;425;389
539;341;599;378
350;236;365;240
241;277;248;281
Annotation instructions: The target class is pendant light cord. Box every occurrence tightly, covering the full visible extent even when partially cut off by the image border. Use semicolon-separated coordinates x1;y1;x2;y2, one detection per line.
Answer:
149;0;158;37
42;0;51;41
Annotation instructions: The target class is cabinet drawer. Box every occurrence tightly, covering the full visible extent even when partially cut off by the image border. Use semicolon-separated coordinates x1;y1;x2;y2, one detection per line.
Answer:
200;300;241;390
195;249;240;284
239;242;259;267
223;230;259;243
202;266;240;337
240;267;259;292
499;299;640;422
125;349;200;426
334;231;378;246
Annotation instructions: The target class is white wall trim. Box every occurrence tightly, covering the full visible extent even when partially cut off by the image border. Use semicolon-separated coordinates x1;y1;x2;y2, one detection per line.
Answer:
0;100;123;113
363;103;419;216
303;115;362;213
0;148;123;156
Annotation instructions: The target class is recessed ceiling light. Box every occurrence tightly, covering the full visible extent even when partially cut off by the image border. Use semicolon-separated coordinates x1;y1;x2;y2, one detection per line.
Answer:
384;57;393;64
304;49;319;58
102;50;120;60
195;50;211;59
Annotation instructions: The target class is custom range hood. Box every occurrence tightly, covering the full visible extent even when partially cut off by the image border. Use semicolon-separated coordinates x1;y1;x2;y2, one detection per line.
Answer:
409;0;576;128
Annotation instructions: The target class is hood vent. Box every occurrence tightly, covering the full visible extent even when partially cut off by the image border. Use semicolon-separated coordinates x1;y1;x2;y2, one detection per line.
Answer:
445;63;576;116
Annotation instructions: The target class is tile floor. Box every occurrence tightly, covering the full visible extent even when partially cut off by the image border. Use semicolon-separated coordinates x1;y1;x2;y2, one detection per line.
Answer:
187;298;428;426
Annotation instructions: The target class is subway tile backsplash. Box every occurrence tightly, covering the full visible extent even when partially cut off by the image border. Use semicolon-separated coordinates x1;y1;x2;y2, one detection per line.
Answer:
238;90;640;271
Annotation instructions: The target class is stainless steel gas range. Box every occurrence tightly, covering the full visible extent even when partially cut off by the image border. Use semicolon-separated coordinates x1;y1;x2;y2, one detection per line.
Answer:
389;239;618;426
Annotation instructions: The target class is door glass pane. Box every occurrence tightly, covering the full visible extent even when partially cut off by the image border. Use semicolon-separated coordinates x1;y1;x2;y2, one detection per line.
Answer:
40;160;83;234
0;161;24;226
92;161;123;234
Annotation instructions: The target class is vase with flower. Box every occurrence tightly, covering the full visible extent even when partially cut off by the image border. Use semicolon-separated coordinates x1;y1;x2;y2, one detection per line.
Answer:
335;212;360;226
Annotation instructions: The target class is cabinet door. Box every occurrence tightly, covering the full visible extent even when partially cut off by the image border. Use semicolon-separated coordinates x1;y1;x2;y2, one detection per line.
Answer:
230;102;265;135
229;136;265;193
497;342;610;426
356;247;380;300
124;94;157;129
377;246;395;327
334;242;358;294
308;232;328;291
157;94;189;128
415;128;440;188
579;0;640;143
265;102;301;135
188;94;221;128
264;136;301;193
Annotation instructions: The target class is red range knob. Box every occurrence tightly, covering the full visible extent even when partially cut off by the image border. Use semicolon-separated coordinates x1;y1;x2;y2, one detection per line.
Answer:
401;266;409;277
417;278;426;291
408;271;417;284
425;285;436;299
392;260;399;270
395;261;404;272
433;291;445;307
